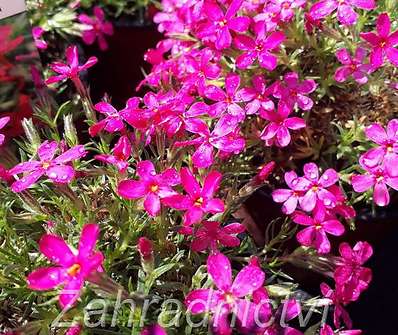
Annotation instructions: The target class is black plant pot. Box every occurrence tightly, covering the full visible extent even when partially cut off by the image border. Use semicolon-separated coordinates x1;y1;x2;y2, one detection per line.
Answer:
85;15;162;108
244;187;398;334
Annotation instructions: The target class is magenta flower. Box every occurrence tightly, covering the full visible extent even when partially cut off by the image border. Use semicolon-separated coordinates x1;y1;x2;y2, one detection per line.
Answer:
175;115;245;169
89;99;145;136
351;160;398;207
0;116;10;145
117;161;180;216
183;48;221;95
163;168;224;226
320;324;362;335
185;253;265;334
198;0;251;50
334;48;371;84
268;0;306;22
327;185;356;220
335;241;372;302
140;325;167;335
8;141;87;192
292;208;345;254
27;224;103;308
245;75;275;115
182;221;245;252
65;324;82;335
272;171;307;214
298;163;339;212
320;283;352;329
95;135;132;173
78;6;114;51
310;0;375;26
260;101;306;147
205;73;255;122
45;45;97;85
274;72;317;111
361;119;398;177
32;27;48;50
234;31;285;70
360;13;398;69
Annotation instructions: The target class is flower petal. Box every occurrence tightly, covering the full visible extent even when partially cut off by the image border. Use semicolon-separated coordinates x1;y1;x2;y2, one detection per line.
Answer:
118;180;147;199
231;264;265;297
46;165;75;184
78;224;100;257
39;234;75;266
27;267;67;290
207;253;232;291
59;277;83;309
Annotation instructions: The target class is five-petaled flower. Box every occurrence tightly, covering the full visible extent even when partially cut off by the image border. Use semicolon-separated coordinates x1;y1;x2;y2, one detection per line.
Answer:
360;13;398;69
8;141;87;192
163;168;225;226
78;6;114;51
310;0;375;26
117;160;180;216
185;253;265;334
27;224;104;308
334;48;372;85
361;119;398;177
182;221;245;252
45;45;98;85
292;207;345;254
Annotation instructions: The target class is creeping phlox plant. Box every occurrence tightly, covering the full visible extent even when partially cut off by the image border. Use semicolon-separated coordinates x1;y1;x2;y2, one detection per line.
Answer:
1;0;398;334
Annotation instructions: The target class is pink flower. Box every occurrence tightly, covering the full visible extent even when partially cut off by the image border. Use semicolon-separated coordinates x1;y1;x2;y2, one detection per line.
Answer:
245;75;275;115
234;31;285;70
320;324;362;335
175;115;245;169
117;161;180;216
260;101;306;147
292;207;345;254
163;169;224;226
45;46;97;85
361;119;398;177
27;224;103;308
327;185;356;220
198;0;251;50
351;160;398;207
334;48;371;84
268;0;306;22
95;135;132;172
89;99;145;136
140;325;167;335
272;171;307;214
298;163;339;212
274;72;317;111
310;0;375;26
182;221;245;252
334;241;372;302
8;141;87;192
255;161;276;184
360;13;398;69
185;253;265;334
78;6;114;51
205;73;255;122
32;27;48;50
320;283;352;329
0;116;10;145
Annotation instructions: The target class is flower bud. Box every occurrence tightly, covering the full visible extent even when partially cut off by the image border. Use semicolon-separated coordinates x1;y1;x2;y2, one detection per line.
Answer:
138;237;154;273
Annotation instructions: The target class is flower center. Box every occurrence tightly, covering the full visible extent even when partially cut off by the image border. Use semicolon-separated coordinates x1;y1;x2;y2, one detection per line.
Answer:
255;44;263;52
387;144;393;153
282;2;290;9
150;184;159;192
218;19;228;27
224;292;235;305
380;40;387;48
194;197;204;206
42;161;51;169
376;175;384;182
315;223;323;230
67;263;81;277
311;184;319;192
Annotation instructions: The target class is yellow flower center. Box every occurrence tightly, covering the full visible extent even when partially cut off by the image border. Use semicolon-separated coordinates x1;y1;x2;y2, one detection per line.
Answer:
42;161;51;169
150;184;159;192
194;197;204;206
224;292;235;305
67;264;81;277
